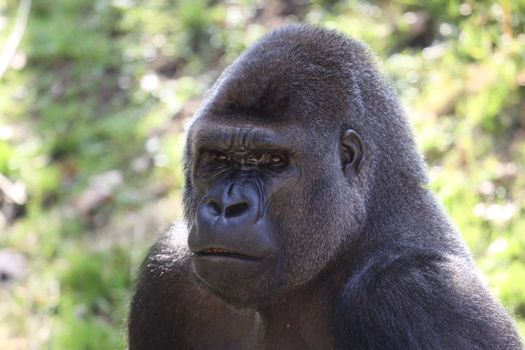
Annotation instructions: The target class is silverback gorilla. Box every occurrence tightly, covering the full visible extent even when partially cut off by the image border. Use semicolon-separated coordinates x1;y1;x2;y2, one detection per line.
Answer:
129;25;523;349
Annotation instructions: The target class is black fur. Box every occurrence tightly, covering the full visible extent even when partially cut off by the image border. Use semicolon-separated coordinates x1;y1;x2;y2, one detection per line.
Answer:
128;25;523;349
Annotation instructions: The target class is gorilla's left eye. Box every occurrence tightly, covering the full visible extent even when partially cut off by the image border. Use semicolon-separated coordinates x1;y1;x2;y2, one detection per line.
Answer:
266;154;287;168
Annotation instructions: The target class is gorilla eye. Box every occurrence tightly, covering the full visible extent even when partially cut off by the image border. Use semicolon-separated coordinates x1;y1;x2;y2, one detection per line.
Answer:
209;151;229;163
266;153;287;168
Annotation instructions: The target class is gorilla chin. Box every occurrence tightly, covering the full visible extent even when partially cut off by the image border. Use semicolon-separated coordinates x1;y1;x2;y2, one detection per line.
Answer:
192;253;283;307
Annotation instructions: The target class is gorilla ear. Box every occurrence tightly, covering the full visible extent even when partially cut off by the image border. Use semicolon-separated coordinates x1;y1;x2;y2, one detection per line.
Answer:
340;129;363;178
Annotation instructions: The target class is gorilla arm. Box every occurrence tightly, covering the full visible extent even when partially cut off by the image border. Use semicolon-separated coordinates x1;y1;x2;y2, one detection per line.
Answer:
335;249;522;350
128;226;260;350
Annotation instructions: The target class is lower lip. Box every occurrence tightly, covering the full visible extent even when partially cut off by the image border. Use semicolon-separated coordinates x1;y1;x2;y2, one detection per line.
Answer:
193;254;262;263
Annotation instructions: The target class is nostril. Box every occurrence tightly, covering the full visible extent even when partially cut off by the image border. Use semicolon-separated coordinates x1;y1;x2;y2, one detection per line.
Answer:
206;200;222;216
224;202;249;218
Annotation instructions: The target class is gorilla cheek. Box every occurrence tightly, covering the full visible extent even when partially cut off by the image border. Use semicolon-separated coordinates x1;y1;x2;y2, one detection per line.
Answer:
279;190;346;286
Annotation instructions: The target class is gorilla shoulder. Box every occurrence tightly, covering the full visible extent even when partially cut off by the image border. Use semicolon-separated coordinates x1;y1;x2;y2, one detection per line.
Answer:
129;223;260;350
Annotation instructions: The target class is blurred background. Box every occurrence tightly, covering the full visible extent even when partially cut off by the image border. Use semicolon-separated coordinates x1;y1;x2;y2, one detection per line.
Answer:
0;0;524;348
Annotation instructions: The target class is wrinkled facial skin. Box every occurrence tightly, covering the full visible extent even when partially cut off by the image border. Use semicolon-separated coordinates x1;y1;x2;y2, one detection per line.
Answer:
185;119;362;307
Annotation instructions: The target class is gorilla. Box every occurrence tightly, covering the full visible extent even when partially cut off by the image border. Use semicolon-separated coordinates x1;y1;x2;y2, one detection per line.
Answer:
128;25;522;349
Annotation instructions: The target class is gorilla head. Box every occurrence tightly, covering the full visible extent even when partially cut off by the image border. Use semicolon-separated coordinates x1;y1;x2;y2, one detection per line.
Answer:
183;25;426;307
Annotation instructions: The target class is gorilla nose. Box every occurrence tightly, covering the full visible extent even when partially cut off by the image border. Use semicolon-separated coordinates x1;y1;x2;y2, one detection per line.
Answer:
191;184;272;261
224;202;250;218
196;183;261;229
205;199;250;219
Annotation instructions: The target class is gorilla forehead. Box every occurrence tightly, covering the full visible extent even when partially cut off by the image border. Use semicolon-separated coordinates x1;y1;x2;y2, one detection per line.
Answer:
207;25;360;125
190;123;299;158
193;24;428;193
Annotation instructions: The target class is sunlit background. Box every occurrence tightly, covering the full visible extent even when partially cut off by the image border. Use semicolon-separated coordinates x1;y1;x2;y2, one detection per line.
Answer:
0;0;524;348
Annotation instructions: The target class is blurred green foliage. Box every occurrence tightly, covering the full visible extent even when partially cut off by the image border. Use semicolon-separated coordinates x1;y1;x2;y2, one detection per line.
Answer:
0;0;524;348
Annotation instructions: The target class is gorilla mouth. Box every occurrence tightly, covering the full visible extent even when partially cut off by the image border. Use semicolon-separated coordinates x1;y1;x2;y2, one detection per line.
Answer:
196;248;261;261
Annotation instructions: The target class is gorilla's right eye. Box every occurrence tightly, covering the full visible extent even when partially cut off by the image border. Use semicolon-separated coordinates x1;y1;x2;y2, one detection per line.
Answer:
209;151;229;163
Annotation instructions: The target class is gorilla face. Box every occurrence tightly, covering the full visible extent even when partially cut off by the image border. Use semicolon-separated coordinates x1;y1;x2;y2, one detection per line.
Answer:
182;27;370;308
186;116;365;307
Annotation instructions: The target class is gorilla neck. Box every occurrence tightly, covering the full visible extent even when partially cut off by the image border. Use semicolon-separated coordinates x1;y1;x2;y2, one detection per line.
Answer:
255;259;349;349
365;181;463;254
